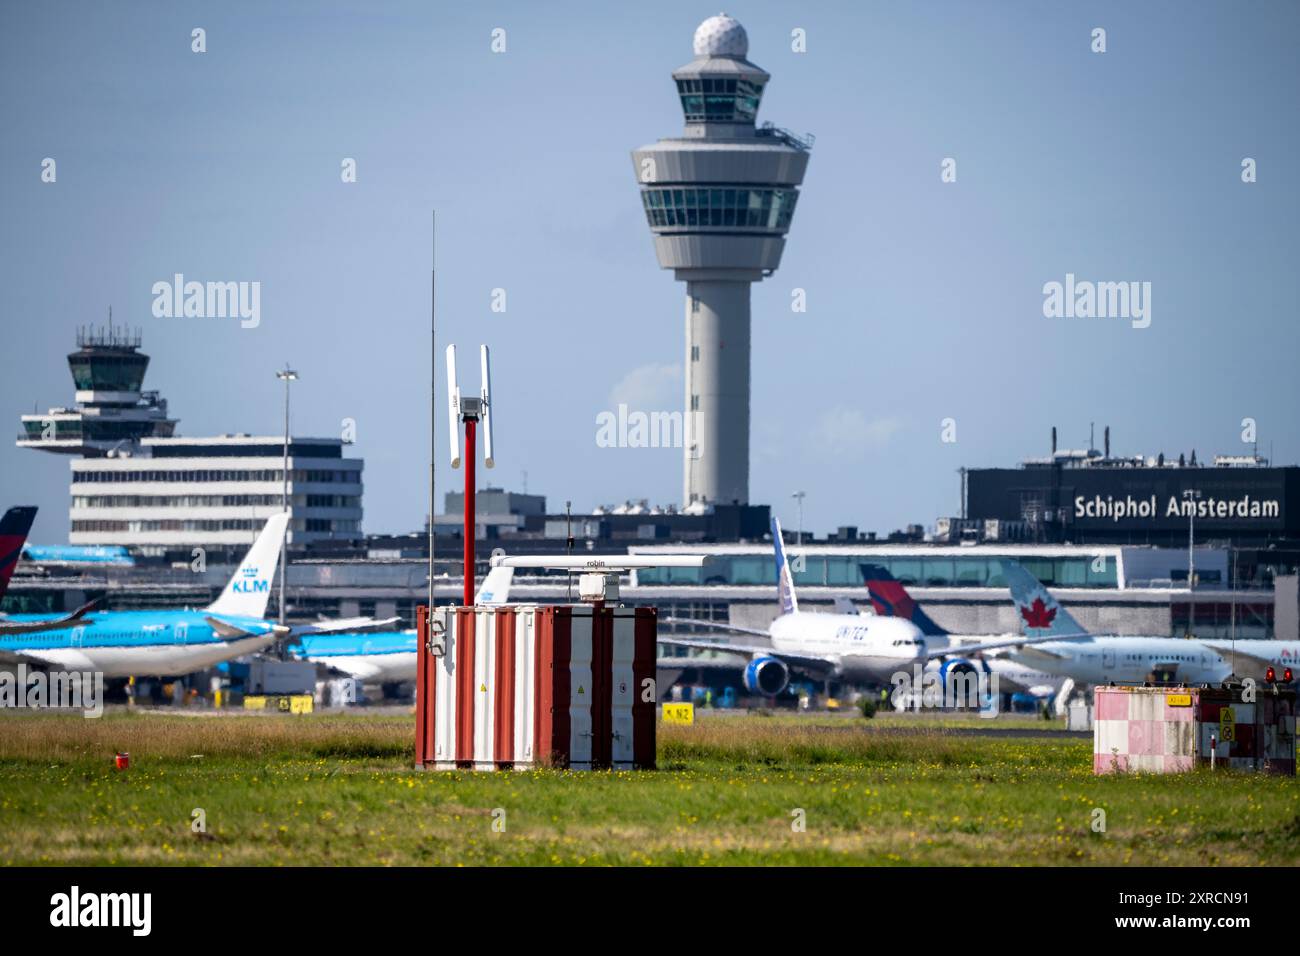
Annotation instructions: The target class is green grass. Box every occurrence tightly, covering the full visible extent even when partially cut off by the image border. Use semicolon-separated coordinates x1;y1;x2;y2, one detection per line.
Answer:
0;711;1297;866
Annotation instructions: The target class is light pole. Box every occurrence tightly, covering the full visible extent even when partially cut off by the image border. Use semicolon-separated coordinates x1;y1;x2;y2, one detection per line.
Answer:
791;490;807;546
276;364;298;626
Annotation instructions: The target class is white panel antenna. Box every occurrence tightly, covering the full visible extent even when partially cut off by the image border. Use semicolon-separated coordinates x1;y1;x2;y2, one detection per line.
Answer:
480;344;494;468
444;344;461;468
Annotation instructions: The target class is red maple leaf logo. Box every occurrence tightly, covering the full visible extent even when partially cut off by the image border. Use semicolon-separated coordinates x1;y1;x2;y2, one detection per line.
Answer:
1019;597;1057;630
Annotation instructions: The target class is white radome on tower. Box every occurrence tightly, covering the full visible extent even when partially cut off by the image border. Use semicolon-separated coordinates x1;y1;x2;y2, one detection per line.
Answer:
693;13;748;57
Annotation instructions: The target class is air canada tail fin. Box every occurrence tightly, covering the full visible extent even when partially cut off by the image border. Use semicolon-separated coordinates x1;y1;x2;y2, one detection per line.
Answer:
771;516;799;616
207;513;290;619
0;506;37;602
998;559;1089;638
858;563;949;637
475;565;514;605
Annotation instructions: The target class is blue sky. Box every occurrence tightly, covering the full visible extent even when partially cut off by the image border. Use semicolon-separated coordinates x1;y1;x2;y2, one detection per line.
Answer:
2;0;1297;544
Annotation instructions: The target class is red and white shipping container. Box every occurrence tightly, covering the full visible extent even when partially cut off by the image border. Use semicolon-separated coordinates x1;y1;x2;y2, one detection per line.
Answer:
1093;684;1296;774
415;604;658;771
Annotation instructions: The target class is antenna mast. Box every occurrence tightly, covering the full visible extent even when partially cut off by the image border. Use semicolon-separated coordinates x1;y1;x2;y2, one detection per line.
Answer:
436;214;441;621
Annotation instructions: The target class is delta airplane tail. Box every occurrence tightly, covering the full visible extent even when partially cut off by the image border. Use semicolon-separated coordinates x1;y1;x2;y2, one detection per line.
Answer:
858;564;948;637
207;513;291;618
0;506;37;602
999;560;1088;638
771;516;799;616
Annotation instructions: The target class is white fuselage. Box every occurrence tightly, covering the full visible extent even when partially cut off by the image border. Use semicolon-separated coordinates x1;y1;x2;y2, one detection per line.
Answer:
769;612;926;681
1008;636;1230;685
3;635;279;680
301;652;416;684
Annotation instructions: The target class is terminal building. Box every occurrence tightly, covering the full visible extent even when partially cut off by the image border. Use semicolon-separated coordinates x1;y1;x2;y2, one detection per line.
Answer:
69;434;363;559
937;427;1300;588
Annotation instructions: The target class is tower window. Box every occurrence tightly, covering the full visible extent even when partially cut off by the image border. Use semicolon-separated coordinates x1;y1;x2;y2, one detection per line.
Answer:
676;77;763;123
641;186;798;232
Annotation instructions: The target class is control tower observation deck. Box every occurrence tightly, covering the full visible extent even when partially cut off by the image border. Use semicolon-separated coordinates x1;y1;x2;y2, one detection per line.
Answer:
17;323;176;456
631;13;811;510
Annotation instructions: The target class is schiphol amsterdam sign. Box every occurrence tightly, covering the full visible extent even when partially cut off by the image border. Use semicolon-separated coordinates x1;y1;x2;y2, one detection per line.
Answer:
1075;493;1281;523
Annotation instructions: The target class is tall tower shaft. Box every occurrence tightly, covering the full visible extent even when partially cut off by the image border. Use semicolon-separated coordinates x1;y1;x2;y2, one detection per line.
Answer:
632;14;811;509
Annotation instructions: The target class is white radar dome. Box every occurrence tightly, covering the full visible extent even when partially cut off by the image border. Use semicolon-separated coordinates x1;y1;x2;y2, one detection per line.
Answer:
693;13;748;58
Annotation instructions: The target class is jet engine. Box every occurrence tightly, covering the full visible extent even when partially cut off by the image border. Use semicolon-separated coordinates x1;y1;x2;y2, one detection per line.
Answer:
743;656;789;696
935;658;993;709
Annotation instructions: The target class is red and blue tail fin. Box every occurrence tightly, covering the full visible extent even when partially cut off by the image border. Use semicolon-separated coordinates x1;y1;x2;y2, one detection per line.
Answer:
0;506;38;603
858;563;948;638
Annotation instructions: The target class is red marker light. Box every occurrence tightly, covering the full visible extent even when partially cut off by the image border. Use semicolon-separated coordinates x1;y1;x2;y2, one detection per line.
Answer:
1266;666;1276;683
1286;668;1294;683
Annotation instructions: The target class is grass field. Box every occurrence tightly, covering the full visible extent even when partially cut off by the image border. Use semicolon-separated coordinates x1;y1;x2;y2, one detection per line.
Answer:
1;710;1297;866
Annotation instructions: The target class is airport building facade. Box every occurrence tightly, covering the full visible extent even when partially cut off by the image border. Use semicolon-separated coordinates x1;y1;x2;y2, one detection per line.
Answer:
69;435;363;558
941;434;1300;590
8;539;1284;645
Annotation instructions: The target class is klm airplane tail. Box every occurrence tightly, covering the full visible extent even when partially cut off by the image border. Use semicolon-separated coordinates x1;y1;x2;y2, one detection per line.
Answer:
0;506;37;602
998;559;1089;638
858;563;948;638
475;565;514;605
207;513;290;619
771;516;799;616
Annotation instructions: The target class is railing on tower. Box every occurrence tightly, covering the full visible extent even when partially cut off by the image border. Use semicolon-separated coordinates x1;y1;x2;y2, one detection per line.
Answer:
755;122;815;151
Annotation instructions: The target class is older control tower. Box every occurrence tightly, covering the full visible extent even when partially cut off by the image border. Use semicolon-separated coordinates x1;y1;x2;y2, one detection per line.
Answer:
632;13;811;510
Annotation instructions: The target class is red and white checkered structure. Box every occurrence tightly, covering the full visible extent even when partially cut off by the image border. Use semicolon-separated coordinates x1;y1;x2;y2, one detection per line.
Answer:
415;604;658;770
1094;685;1296;775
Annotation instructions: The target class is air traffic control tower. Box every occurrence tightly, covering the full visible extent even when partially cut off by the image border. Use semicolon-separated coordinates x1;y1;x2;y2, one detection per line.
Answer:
632;13;811;510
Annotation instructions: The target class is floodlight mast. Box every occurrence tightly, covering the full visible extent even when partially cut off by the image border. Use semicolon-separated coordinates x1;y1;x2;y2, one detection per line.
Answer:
446;343;496;606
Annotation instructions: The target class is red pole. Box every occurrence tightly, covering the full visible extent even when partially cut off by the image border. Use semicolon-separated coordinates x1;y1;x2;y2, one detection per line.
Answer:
463;417;476;607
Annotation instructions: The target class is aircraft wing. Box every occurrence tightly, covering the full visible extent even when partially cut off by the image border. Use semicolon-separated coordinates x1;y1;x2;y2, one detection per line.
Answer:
312;658;386;681
205;616;289;641
832;597;860;616
1200;641;1286;679
0;648;69;668
1009;644;1073;662
290;616;403;637
660;616;772;639
657;635;838;675
922;632;1088;660
0;599;98;636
